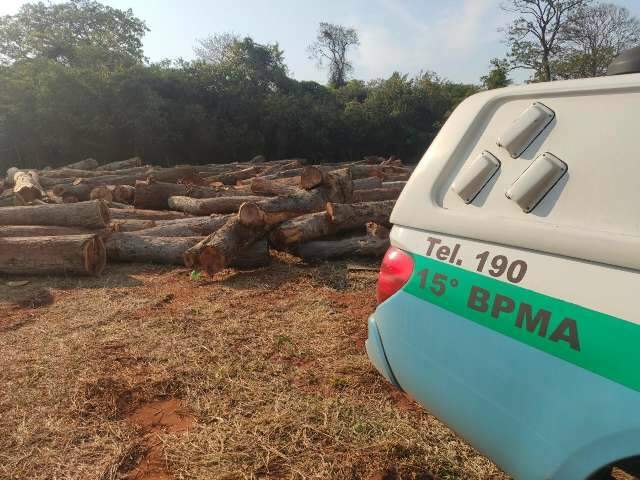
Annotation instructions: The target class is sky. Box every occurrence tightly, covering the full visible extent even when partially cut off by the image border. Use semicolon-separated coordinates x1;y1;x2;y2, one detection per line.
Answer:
2;0;640;85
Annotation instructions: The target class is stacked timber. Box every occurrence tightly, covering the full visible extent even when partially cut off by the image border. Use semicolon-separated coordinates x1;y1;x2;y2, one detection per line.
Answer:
0;155;412;275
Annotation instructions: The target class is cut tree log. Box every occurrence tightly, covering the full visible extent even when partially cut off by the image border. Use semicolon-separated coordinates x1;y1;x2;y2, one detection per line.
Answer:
113;185;135;204
147;166;199;183
39;166;148;179
239;169;352;227
90;186;113;202
183;216;265;274
296;224;390;262
110;219;157;232
269;211;333;248
109;208;188;221
326;200;395;229
0;234;106;275
97;156;142;171
106;233;269;267
352;188;402;202
206;166;265;185
168;195;266;215
353;176;382;190
0;225;95;237
64;158;99;170
13;171;46;203
0;200;110;228
133;181;238;210
106;234;204;264
381;181;407;190
136;215;231;237
72;173;146;189
0;190;16;207
250;177;302;196
52;183;93;202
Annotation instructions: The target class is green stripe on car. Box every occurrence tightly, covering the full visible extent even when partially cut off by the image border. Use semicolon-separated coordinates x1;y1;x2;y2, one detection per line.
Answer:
403;254;640;393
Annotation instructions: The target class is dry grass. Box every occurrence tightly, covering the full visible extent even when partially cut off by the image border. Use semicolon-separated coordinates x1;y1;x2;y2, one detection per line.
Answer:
0;255;509;480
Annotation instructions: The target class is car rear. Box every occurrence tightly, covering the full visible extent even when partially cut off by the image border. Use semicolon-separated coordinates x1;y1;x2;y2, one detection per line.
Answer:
367;73;640;480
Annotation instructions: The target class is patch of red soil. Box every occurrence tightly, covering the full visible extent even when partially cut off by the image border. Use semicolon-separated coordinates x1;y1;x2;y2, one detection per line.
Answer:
384;384;423;413
124;399;195;480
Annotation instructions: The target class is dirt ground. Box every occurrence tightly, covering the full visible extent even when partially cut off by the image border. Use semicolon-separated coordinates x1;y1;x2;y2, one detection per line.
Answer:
0;253;513;480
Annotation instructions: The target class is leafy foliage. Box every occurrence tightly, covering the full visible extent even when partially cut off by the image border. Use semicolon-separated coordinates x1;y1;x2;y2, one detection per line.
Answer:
0;0;148;68
481;58;512;89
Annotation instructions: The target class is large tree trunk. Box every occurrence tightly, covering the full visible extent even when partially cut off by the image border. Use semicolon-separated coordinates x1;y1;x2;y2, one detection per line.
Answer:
206;166;265;185
0;225;95;237
109;208;188;221
326;200;395;229
72;173;146;189
133;181;241;210
0;200;110;228
96;156;142;171
183;216;265;274
106;234;203;264
352;188;402;202
110;219;157;232
0;190;17;207
14;171;46;203
113;185;135;204
250;177;302;196
0;234;106;275
296;224;390;261
269;212;333;248
136;215;231;237
168;195;266;215
147;166;200;183
64;158;99;170
39;166;148;179
382;181;406;190
239;169;352;227
90;186;113;202
238;189;327;227
51;183;93;202
353;176;382;190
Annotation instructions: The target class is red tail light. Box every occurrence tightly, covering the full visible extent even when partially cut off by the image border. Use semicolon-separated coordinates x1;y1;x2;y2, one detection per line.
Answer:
377;247;414;304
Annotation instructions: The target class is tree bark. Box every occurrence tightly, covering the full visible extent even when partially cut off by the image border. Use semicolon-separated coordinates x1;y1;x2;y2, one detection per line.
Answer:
109;219;157;232
206;166;265;185
238;189;327;227
52;183;93;201
106;234;203;264
136;215;231;237
382;181;406;190
0;200;110;228
269;212;333;248
353;176;382;190
147;166;200;183
183;216;265;274
250;177;302;196
168;195;266;215
113;185;135;204
296;228;390;262
0;225;95;237
326;200;395;228
64;158;99;170
109;208;188;221
14;171;46;203
0;234;106;275
72;173;146;189
352;188;402;202
90;186;113;202
133;180;242;210
96;156;142;171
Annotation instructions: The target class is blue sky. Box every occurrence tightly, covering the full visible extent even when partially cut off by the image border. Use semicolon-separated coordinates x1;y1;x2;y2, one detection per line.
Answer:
2;0;640;84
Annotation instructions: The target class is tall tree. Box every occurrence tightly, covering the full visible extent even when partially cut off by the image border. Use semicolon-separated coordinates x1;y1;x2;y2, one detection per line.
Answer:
555;3;640;78
481;58;513;89
308;22;359;88
194;33;241;64
501;0;587;82
0;0;148;68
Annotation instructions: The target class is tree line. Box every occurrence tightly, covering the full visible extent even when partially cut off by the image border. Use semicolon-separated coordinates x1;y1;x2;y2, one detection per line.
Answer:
0;0;638;171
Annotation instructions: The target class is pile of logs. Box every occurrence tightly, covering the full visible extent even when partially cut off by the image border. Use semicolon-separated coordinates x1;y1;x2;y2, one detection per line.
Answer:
0;155;411;276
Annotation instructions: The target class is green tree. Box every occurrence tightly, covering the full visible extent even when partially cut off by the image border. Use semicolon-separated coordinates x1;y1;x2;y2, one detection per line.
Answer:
308;23;359;88
481;58;512;89
554;3;640;79
501;0;587;82
0;0;148;68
